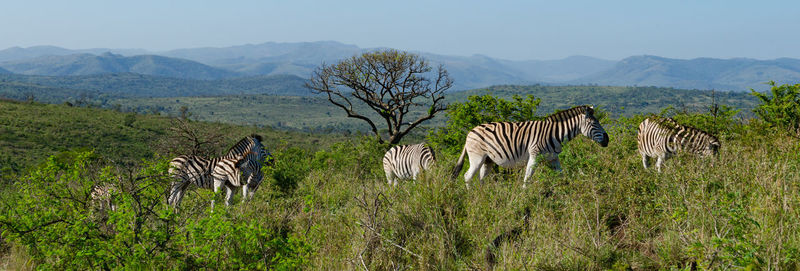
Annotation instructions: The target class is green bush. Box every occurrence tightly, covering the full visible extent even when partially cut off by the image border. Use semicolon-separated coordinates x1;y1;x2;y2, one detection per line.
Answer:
750;81;800;137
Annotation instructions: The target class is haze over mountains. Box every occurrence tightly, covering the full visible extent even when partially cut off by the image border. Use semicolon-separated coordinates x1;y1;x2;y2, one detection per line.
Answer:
1;41;798;92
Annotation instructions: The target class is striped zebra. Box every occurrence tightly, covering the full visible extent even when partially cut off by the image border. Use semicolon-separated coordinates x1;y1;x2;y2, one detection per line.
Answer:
90;183;118;212
167;151;255;209
382;143;436;185
224;135;273;200
452;105;609;188
637;116;720;172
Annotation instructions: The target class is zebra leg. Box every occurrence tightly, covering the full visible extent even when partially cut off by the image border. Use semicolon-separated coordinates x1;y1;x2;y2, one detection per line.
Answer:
168;181;188;208
641;153;649;169
546;154;562;172
655;155;665;173
241;182;249;204
211;180;224;210
478;162;492;181
463;154;486;189
385;170;397;186
522;154;538;189
225;184;235;206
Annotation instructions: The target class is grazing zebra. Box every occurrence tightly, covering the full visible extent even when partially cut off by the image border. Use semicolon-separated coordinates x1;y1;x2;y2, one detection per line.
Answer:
224;135;272;200
382;143;436;185
452;105;609;188
167;151;254;209
637;116;720;172
90;183;118;212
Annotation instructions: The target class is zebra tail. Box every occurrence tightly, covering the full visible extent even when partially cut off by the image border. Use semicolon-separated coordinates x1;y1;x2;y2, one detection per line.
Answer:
451;147;467;179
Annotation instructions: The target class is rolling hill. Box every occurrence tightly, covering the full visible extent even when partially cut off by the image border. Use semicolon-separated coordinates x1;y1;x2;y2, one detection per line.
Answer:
0;73;310;102
2;42;799;91
0;53;241;79
575;55;800;91
0;67;10;74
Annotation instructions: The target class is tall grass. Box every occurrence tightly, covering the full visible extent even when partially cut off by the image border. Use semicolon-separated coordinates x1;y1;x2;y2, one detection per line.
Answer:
1;115;798;269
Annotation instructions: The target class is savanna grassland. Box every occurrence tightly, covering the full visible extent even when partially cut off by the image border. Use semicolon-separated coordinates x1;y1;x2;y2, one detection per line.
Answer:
1;83;799;270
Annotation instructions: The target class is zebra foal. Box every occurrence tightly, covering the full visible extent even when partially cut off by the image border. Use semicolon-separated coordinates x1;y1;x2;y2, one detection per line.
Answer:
382;143;435;185
637;116;720;172
452;105;609;188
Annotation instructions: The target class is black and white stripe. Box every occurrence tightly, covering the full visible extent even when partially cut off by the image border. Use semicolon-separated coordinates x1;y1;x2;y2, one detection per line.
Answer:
223;135;273;200
452;105;609;188
90;183;118;212
382;143;436;185
637;116;720;172
167;151;253;208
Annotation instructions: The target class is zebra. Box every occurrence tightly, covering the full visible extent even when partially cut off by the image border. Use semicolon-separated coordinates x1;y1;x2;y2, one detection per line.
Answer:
452;105;609;188
223;134;273;200
90;183;118;212
382;143;436;185
637;116;720;172
167;151;255;209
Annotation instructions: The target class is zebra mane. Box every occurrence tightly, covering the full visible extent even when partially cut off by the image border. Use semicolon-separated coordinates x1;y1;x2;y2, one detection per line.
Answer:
650;116;719;142
226;135;262;155
544;105;594;122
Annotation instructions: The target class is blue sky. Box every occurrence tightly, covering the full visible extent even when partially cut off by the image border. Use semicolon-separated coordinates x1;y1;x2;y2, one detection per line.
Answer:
1;0;798;60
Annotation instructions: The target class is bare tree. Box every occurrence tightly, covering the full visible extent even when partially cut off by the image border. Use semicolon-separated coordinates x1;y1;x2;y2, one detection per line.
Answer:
306;49;453;144
159;117;228;157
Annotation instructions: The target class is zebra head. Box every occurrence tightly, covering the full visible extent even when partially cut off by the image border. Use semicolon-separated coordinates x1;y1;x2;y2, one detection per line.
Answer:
580;106;609;147
700;137;721;157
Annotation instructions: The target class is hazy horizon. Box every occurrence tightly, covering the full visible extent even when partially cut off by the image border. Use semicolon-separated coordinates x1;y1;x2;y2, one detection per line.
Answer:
2;1;799;61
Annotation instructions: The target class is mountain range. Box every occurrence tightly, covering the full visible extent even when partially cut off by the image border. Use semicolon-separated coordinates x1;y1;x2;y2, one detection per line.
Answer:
1;41;798;92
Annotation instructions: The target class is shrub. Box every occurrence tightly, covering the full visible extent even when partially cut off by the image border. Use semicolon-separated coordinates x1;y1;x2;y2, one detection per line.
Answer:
750;81;800;137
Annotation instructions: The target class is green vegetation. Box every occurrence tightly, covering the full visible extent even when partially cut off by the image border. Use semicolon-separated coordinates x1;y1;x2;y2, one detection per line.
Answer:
0;99;338;178
751;81;800;137
1;84;798;269
112;85;758;133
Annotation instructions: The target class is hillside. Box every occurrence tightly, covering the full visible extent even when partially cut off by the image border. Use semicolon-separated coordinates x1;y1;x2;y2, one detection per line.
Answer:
0;67;10;74
0;73;311;102
0;99;339;176
576;55;800;91
0;53;241;79
112;85;758;133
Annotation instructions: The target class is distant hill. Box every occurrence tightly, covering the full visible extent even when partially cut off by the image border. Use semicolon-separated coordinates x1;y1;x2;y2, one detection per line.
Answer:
0;66;11;74
0;73;311;103
0;53;241;80
575;55;800;91
2;43;799;91
0;45;147;62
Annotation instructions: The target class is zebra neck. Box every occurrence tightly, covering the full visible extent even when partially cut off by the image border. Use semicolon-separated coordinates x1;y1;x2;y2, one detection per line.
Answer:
552;117;582;144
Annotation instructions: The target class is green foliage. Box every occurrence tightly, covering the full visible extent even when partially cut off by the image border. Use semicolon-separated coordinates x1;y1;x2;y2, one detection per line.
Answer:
0;150;312;270
750;81;800;136
428;94;541;155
